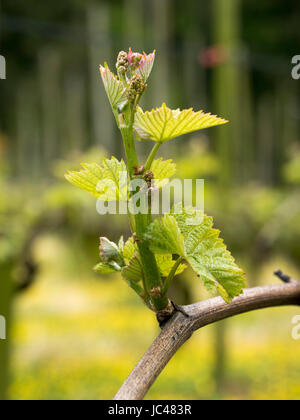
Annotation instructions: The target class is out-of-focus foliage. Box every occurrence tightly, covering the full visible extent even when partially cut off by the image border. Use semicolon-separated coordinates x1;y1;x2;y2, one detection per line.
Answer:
0;177;40;264
283;147;300;185
176;140;220;180
0;146;116;277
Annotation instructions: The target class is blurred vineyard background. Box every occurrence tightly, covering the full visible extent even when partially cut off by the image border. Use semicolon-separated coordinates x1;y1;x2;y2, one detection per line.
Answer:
0;0;300;400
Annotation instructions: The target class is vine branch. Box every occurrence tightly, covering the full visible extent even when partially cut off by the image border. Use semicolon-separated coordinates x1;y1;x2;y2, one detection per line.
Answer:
114;275;300;400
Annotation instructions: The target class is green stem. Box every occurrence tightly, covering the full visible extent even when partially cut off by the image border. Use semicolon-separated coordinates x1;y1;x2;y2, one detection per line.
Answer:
120;127;139;179
119;108;169;311
162;257;185;296
129;212;136;232
144;143;162;171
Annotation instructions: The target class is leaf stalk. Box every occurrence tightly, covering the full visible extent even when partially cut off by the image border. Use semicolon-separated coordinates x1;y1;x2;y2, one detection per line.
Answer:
162;256;185;295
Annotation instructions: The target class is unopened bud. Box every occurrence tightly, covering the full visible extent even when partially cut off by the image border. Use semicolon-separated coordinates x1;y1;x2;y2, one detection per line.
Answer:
126;74;146;102
143;170;154;183
116;51;129;74
133;165;145;176
127;48;143;71
99;237;123;266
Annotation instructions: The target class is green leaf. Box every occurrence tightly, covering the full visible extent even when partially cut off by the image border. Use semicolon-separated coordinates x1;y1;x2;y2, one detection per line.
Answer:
144;214;185;256
99;237;124;267
123;236;185;280
123;237;136;263
283;151;300;185
97;157;128;201
94;261;121;274
156;254;186;278
118;236;124;253
151;158;176;188
122;237;143;283
121;259;146;300
145;206;246;303
173;206;245;303
134;50;156;83
188;255;244;303
121;238;147;299
134;103;228;143
121;253;143;284
65;157;128;201
65;162;103;198
172;203;206;239
94;236;125;275
99;63;127;111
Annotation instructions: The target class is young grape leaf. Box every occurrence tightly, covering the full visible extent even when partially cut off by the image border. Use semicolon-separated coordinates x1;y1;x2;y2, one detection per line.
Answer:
156;254;186;278
94;261;122;274
99;237;124;267
145;207;246;303
118;236;124;253
99;63;127;111
134;103;228;143
134;50;156;83
151;158;176;188
94;236;125;274
65;162;103;198
144;214;185;256
123;237;136;263
123;236;185;280
121;264;146;300
65;157;128;201
122;253;143;283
